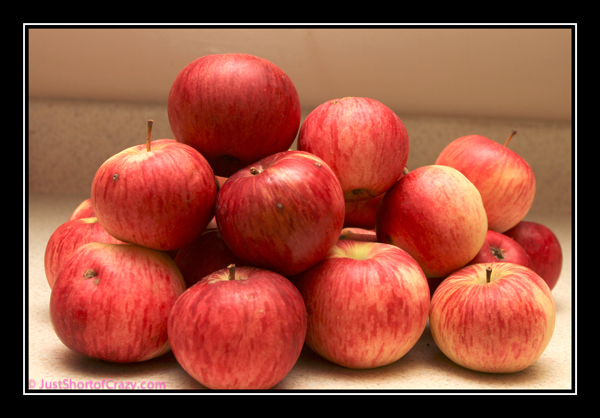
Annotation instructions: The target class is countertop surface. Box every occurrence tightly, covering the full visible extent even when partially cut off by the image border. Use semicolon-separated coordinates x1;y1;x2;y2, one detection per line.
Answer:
26;192;574;393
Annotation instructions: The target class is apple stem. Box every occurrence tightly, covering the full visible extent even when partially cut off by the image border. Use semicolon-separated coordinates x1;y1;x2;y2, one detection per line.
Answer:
146;119;154;152
486;266;492;283
503;129;517;147
228;264;236;280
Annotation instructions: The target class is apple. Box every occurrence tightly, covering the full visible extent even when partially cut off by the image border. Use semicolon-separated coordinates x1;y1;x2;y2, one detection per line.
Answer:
343;167;408;229
91;120;217;251
429;262;555;373
44;217;124;288
376;165;488;278
503;221;563;290
343;193;383;230
293;239;430;369
168;265;307;389
467;229;534;270
298;97;409;202
339;227;377;242
49;242;186;363
215;150;345;277
69;198;94;220
426;214;533;298
168;53;301;177
435;130;536;233
174;229;246;288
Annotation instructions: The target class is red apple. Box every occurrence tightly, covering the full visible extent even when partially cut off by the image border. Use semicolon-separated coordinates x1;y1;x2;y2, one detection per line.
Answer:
376;165;488;278
427;211;533;298
343;193;384;230
44;217;124;288
467;229;534;270
215;150;345;277
298;97;409;202
174;229;246;288
168;53;301;177
342;167;408;229
91;120;217;251
503;221;563;290
168;265;307;389
69;198;94;220
429;262;555;373
293;240;430;369
339;227;377;242
50;242;186;363
435;130;536;233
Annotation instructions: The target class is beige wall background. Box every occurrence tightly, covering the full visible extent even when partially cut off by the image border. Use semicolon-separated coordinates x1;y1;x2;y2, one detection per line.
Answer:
27;26;574;217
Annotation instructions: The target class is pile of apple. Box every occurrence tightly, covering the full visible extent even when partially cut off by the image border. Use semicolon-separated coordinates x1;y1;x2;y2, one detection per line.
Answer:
43;53;563;389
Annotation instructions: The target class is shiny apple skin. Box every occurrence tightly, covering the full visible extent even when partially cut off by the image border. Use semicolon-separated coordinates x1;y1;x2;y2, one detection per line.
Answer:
429;262;555;373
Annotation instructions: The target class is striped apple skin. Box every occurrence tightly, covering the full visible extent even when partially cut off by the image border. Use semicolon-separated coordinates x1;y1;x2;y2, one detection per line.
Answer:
429;262;555;373
215;151;345;277
50;242;186;363
435;134;536;233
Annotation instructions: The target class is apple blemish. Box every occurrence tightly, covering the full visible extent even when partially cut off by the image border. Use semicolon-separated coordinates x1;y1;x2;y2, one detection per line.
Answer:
83;268;99;285
490;246;505;260
83;268;96;279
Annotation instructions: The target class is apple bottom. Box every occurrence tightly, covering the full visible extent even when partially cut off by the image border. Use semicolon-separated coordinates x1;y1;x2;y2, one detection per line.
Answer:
429;263;555;373
168;266;307;390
